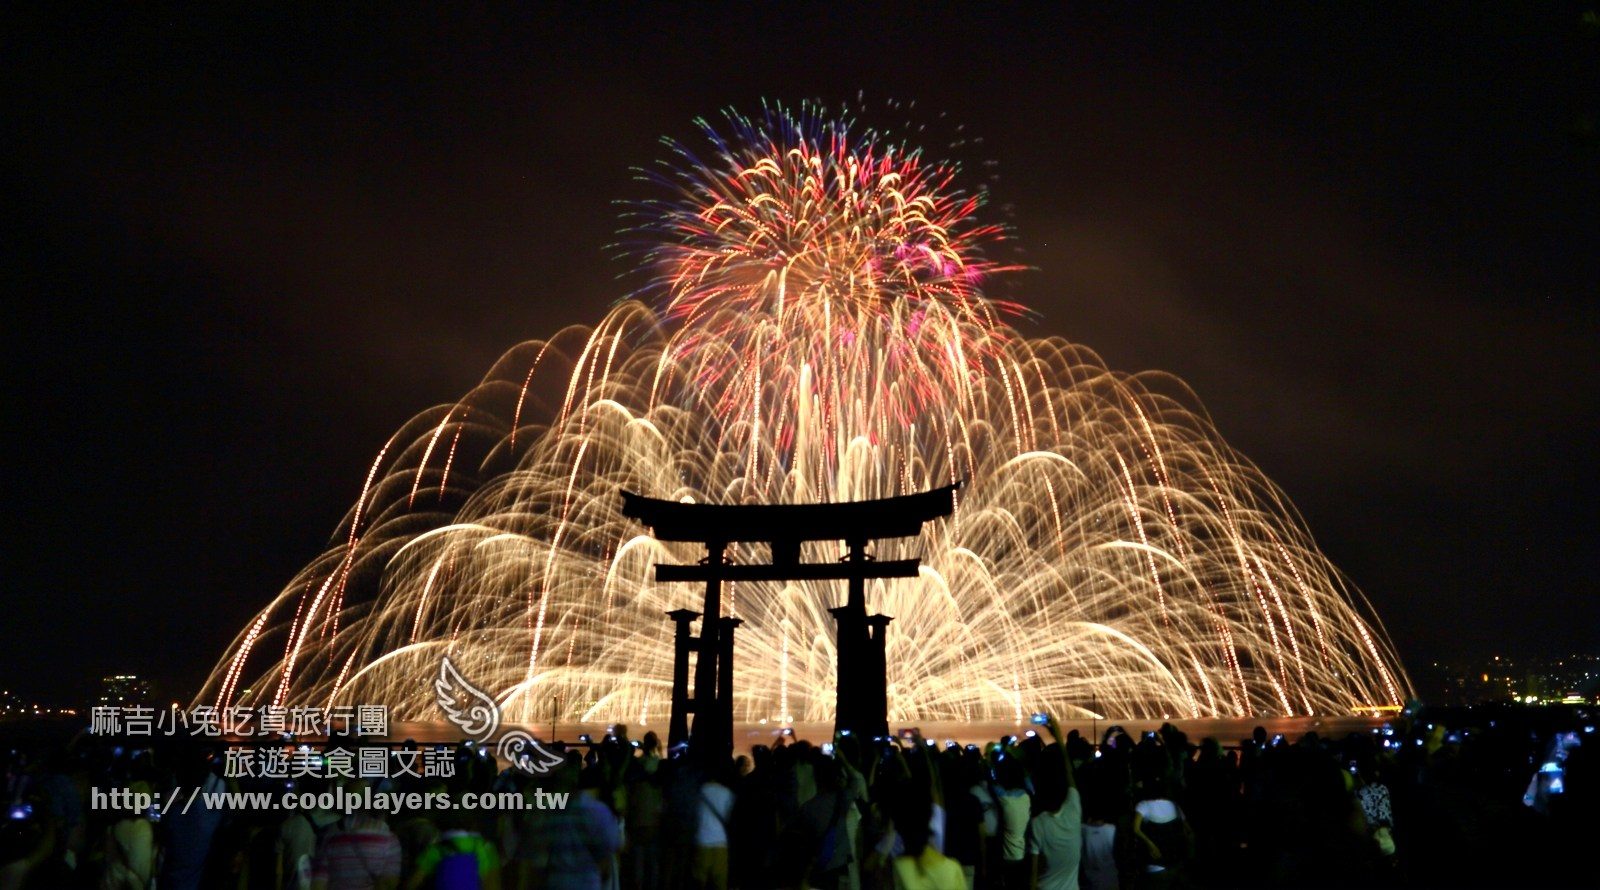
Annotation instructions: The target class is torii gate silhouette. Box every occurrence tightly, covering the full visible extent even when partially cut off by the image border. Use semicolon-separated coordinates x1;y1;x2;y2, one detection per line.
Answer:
620;483;960;759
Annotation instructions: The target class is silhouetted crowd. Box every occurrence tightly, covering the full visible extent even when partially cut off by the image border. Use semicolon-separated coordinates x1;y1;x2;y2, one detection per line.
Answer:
1;706;1593;888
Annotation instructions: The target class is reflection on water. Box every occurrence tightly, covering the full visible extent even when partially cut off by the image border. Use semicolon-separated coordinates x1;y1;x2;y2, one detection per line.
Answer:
381;716;1384;749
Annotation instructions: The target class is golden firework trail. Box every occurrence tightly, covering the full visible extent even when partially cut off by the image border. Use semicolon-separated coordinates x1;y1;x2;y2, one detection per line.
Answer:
201;106;1409;726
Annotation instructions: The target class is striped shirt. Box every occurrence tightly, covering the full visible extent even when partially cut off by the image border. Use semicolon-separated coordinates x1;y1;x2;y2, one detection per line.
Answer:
311;819;402;890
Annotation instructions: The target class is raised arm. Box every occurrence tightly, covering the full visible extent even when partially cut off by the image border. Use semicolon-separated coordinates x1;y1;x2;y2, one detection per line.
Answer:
1045;714;1075;790
910;729;943;805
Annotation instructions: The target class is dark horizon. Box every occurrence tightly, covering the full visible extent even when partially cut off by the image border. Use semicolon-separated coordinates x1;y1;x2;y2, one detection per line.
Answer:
6;5;1598;705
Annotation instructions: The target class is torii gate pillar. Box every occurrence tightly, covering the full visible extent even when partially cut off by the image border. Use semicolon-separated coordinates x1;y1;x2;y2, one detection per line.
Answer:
622;483;959;757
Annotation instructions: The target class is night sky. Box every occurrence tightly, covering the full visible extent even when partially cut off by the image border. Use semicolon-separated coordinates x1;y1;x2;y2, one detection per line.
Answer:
6;6;1597;704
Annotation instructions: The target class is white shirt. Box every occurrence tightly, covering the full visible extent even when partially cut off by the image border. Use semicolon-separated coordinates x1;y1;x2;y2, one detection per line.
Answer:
1133;799;1182;873
695;782;735;848
1026;788;1082;890
996;789;1032;861
1080;823;1118;890
1133;799;1179;823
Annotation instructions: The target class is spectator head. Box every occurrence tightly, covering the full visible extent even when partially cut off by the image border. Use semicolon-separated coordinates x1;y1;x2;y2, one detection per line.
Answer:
437;799;477;831
1167;727;1190;754
994;752;1026;790
890;782;934;857
1138;774;1173;802
1019;733;1044;759
547;758;581;793
578;764;606;794
1068;733;1093;763
341;779;389;821
1034;747;1069;813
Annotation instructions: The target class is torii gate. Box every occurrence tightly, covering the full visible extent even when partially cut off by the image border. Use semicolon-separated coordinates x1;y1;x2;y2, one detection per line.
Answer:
620;483;959;758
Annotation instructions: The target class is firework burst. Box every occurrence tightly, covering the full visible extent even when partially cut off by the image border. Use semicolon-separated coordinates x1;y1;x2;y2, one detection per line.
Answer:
202;106;1409;726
